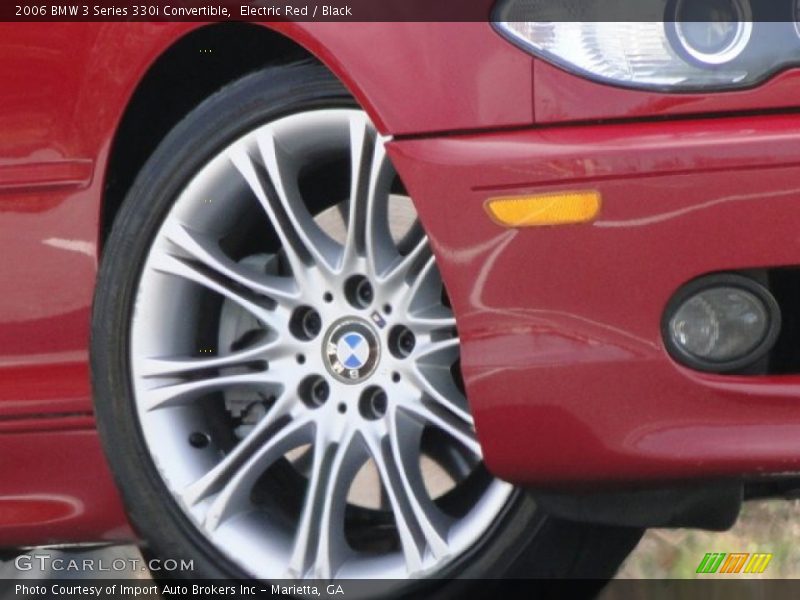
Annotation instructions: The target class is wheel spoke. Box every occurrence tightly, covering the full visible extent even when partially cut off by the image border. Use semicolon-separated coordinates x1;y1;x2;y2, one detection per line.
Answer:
401;401;482;458
139;337;277;380
364;425;451;575
143;370;280;412
365;140;401;279
150;251;280;330
399;253;447;317
257;132;342;274
163;221;300;305
414;336;459;366
380;234;432;288
287;427;365;579
404;358;472;426
407;306;457;335
339;115;373;272
183;393;296;506
339;114;399;279
229;144;317;284
203;416;314;531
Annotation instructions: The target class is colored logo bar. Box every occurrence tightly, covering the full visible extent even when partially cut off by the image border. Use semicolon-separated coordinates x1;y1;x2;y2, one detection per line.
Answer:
696;553;772;574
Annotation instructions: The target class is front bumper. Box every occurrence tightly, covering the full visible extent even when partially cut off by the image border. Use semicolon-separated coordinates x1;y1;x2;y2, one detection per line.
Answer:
389;113;800;486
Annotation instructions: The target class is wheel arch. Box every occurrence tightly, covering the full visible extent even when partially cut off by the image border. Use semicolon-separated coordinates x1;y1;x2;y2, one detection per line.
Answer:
101;22;323;249
99;22;535;250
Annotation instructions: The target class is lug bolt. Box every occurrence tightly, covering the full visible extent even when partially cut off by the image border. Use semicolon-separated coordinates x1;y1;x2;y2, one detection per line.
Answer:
311;379;330;405
356;279;373;305
300;376;329;408
189;432;210;449
399;331;415;354
389;325;416;359
359;387;388;420
345;275;374;309
290;306;322;341
302;310;321;338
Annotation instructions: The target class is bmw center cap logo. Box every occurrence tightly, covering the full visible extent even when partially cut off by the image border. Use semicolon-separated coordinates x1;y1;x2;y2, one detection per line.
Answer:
324;318;380;383
337;333;370;370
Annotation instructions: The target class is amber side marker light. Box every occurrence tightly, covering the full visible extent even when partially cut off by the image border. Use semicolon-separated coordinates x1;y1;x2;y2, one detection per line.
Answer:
485;190;601;227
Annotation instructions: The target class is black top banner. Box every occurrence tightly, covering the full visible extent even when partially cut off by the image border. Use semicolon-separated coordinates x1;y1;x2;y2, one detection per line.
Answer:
9;0;496;22
5;0;800;23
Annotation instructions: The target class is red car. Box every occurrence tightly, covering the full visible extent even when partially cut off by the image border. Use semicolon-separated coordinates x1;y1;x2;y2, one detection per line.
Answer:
4;3;800;588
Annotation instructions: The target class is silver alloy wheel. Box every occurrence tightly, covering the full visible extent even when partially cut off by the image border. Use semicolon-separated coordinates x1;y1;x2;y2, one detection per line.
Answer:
129;109;513;581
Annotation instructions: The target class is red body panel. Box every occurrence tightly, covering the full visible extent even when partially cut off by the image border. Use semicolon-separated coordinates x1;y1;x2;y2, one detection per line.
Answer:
280;23;535;135
0;422;131;546
533;59;800;124
389;113;800;484
5;20;800;544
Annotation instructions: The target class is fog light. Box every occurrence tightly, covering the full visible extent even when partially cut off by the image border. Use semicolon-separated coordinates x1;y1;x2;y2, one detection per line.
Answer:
663;274;780;372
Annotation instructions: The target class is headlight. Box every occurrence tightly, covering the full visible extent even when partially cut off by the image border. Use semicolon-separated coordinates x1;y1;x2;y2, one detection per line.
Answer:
492;0;797;91
672;0;752;65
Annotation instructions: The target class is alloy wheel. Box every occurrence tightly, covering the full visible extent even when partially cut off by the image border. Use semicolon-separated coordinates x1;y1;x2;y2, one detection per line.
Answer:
129;109;513;580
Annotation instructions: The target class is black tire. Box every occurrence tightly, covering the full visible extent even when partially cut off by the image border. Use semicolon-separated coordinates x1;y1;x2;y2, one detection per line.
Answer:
91;62;642;592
